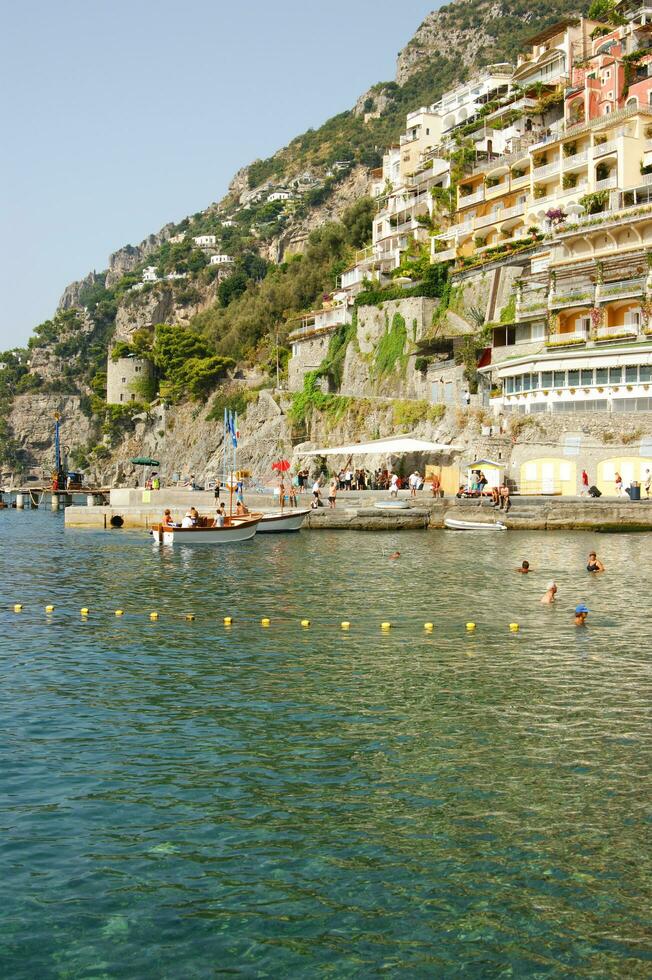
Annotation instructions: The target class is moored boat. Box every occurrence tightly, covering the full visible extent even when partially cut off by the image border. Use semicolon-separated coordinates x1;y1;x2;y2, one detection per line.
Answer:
444;517;507;531
257;508;310;532
151;515;261;544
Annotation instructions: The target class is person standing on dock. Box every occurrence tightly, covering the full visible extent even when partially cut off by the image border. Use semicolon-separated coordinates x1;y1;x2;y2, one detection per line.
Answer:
328;478;337;509
580;469;589;496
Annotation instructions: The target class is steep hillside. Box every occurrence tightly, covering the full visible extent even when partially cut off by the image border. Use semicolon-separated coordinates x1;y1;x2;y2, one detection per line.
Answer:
1;0;588;481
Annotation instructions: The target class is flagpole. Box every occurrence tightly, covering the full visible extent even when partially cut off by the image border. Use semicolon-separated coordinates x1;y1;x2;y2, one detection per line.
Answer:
223;408;227;497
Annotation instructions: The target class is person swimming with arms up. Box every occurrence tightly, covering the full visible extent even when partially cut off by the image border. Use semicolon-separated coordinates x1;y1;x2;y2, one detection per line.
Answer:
574;603;589;626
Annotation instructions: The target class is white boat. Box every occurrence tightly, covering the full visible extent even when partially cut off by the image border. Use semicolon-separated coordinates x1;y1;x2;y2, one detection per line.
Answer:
257;508;310;532
152;515;261;544
374;499;409;510
444;517;507;531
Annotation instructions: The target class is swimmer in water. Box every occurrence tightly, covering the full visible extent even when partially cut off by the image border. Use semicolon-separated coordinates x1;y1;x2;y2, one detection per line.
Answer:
574;603;589;626
540;581;557;604
517;560;531;574
389;551;401;559
586;551;605;573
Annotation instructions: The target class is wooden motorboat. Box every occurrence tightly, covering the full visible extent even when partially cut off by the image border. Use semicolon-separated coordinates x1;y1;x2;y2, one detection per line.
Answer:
444;517;507;531
151;514;261;544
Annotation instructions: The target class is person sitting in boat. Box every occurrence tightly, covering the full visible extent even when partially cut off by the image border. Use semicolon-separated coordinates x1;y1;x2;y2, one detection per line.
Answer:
162;509;175;528
213;508;225;527
189;507;199;525
236;500;249;516
181;511;194;528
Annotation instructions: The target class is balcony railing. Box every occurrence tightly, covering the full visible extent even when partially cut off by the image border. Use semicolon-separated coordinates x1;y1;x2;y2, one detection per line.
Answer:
497;202;525;221
598;277;646;299
431;246;457;263
562;149;588;169
596;323;639;340
458;188;485;207
593;139;619;158
550;288;594;309
594;175;618;191
532;161;561;180
545;330;588;346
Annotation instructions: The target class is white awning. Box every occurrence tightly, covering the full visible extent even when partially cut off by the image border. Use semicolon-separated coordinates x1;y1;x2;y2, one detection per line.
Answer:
297;435;464;457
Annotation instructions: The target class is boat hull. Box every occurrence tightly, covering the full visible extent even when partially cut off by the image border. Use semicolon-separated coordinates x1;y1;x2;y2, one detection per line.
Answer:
444;517;507;531
257;508;310;532
152;516;261;544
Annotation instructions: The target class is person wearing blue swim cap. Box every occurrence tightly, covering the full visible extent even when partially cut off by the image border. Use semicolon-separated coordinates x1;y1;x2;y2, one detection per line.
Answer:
574;604;589;626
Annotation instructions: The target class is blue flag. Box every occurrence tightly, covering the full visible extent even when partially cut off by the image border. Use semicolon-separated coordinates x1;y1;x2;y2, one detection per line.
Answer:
228;411;238;448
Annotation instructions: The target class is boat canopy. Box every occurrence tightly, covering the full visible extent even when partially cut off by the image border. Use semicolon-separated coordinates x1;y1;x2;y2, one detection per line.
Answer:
298;435;463;456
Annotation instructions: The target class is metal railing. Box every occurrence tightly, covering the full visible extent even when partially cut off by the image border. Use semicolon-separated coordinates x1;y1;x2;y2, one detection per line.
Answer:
599;277;646;298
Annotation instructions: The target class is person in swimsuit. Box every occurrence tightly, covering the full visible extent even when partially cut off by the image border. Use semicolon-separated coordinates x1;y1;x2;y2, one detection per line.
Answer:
328;478;337;509
517;560;531;574
586;551;604;573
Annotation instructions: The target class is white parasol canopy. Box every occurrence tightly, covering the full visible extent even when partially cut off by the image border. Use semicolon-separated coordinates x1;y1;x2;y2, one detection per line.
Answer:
297;435;463;457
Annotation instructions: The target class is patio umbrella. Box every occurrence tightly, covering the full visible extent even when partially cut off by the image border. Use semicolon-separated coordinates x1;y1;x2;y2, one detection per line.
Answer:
131;457;160;466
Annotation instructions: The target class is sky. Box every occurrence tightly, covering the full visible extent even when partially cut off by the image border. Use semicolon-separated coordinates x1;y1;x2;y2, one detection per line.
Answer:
0;0;436;349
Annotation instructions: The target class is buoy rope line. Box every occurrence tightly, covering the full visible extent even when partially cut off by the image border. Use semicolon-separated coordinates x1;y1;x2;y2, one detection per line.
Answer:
6;604;521;632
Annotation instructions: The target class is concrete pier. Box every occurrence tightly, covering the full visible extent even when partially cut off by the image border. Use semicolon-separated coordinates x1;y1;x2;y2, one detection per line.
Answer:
62;487;652;532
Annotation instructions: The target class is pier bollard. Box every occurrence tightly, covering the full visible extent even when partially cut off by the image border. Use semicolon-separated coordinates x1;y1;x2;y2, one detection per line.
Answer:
16;493;24;510
51;494;60;511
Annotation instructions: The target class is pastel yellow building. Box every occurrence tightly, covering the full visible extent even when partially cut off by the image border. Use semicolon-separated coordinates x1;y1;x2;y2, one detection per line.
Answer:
520;458;577;495
596;456;652;495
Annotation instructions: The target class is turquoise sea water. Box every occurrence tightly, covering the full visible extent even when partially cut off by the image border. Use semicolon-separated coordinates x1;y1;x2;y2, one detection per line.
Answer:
1;510;651;978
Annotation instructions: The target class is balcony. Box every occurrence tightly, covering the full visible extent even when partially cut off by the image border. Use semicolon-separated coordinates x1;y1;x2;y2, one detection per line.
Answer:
562;150;588;170
449;218;475;237
430;246;457;264
550;287;594;309
510;173;531;190
593;139;619;158
498;202;526;222
545;330;588;347
598;277;647;300
595;323;639;341
594;175;618;191
532;161;560;180
458;188;485;208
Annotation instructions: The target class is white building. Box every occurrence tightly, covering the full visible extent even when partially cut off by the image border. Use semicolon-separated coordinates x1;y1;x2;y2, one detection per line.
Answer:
193;235;217;247
268;190;293;202
168;233;185;244
142;266;158;282
220;219;235;227
209;254;234;266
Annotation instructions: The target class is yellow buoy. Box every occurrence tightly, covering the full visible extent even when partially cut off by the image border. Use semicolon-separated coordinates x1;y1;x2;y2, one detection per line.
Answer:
149;612;159;621
424;622;434;631
381;621;391;630
45;604;54;613
223;616;233;626
466;622;476;631
13;603;23;612
300;619;310;627
261;617;270;627
185;614;195;621
80;607;89;616
509;622;519;632
115;609;124;617
341;621;350;630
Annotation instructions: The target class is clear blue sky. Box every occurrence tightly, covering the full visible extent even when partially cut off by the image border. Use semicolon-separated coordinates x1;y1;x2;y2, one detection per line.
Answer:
0;0;435;349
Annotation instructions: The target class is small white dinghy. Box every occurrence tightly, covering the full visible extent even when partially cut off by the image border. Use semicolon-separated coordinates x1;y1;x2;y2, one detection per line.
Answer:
444;517;507;531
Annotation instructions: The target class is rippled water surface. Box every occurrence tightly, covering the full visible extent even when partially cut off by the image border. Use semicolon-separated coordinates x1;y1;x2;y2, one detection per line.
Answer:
1;510;651;977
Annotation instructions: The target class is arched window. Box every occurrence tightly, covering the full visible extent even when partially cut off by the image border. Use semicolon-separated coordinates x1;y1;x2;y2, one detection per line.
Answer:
603;104;611;114
626;96;638;108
